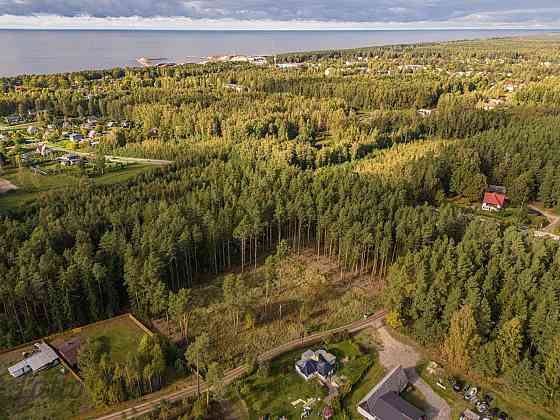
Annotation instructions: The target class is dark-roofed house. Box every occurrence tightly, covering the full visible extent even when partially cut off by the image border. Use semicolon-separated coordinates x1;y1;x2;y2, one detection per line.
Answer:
295;348;337;381
357;365;426;420
296;359;318;380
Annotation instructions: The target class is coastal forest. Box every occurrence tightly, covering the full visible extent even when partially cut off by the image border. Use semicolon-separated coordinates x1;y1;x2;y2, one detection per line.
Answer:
1;35;560;413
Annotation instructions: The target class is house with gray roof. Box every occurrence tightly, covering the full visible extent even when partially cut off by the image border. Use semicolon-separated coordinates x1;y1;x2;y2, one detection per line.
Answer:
8;342;59;378
357;365;426;420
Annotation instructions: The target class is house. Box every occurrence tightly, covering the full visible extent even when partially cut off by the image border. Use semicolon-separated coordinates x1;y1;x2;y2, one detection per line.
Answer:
295;349;337;381
69;133;84;143
36;143;50;156
482;98;505;111
357;365;426;420
223;83;245;93
277;63;304;70
482;192;507;212
8;342;59;378
57;154;83;166
417;109;435;117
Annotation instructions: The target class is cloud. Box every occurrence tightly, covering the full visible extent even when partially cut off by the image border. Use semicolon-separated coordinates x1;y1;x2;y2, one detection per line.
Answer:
0;0;559;27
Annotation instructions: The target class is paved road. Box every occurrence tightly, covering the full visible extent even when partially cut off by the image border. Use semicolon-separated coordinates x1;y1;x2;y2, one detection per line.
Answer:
46;144;173;166
375;327;451;420
92;310;387;420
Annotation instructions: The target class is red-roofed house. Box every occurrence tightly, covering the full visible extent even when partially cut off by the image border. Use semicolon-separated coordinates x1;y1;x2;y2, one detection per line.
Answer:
482;192;507;212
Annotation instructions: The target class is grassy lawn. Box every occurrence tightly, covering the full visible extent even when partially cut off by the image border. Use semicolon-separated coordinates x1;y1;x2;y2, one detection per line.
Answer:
0;164;154;212
50;316;147;366
0;345;92;420
418;362;558;420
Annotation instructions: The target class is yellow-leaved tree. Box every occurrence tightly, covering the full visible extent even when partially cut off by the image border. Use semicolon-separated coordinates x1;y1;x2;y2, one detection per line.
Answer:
441;304;481;373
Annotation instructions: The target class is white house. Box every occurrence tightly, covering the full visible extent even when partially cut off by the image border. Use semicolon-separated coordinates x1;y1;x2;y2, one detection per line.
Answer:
8;342;59;378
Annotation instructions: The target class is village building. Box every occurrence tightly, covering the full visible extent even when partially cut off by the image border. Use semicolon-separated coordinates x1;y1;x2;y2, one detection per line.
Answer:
357;365;426;420
295;349;337;381
482;186;507;212
57;154;83;166
69;133;84;143
223;83;245;93
8;342;59;378
417;109;435;117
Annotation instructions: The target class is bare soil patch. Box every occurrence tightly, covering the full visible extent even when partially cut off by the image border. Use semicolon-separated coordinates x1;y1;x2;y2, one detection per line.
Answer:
0;178;17;194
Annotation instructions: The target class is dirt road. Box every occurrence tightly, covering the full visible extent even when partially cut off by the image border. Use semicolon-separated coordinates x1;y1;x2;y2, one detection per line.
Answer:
375;327;451;420
529;204;560;233
92;310;387;420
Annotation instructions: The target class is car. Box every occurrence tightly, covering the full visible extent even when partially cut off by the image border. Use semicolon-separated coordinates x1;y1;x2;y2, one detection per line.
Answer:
497;412;508;420
465;386;478;401
476;401;489;413
452;381;463;392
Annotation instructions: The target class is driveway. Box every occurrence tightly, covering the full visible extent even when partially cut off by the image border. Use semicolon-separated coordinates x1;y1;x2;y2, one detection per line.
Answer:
375;327;451;420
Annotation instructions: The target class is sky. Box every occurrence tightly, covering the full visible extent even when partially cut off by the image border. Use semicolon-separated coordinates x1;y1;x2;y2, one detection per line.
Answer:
0;0;559;30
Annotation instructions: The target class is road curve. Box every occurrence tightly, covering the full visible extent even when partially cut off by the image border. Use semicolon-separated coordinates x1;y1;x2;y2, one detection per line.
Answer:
91;310;387;420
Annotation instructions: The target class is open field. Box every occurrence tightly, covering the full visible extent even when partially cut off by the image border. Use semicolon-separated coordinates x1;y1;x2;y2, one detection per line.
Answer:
0;163;154;211
0;344;91;420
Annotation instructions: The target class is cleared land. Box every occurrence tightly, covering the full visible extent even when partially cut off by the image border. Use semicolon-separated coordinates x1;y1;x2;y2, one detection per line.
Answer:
173;249;382;370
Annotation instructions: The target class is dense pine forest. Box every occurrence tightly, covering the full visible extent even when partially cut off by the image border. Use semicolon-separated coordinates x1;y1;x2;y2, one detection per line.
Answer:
1;35;560;412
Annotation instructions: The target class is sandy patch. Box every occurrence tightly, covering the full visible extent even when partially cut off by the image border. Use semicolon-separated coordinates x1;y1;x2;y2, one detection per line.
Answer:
0;178;18;194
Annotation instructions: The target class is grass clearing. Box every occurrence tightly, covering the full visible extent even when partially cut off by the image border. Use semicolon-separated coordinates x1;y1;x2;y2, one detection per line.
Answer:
181;249;381;370
49;315;147;366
